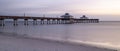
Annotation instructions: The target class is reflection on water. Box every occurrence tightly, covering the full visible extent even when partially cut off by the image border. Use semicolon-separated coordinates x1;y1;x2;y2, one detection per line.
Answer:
0;21;120;49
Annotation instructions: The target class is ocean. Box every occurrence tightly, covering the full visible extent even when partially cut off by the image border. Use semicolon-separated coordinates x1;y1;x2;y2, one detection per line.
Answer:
0;21;120;50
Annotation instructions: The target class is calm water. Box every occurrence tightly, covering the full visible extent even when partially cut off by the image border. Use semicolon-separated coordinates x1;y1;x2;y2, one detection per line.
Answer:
0;21;120;49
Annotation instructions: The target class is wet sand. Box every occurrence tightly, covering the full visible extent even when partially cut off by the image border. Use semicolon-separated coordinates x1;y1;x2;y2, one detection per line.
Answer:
0;33;117;51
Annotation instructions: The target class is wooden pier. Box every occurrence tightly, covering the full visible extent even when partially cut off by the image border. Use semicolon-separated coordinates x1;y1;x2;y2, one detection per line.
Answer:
0;13;99;26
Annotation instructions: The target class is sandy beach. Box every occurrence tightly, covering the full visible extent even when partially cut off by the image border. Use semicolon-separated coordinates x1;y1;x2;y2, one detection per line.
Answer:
0;33;117;51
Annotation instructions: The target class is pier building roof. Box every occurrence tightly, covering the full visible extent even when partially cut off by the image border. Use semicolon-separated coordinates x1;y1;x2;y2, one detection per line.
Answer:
80;15;88;19
61;13;73;18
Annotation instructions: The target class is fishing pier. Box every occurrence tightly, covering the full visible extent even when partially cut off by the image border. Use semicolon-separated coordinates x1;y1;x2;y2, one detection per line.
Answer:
0;13;99;26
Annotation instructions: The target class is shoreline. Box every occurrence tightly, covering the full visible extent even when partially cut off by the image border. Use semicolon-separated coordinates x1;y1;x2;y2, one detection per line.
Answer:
0;32;117;51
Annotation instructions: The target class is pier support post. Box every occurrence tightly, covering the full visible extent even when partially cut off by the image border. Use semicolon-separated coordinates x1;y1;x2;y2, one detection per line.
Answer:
93;19;95;23
41;19;44;24
65;20;68;24
61;19;64;24
96;19;99;23
33;19;37;25
62;20;65;24
24;19;28;25
52;19;55;24
0;18;5;26
89;20;91;23
57;19;60;24
59;20;62;24
47;19;50;24
13;19;18;26
54;19;57;24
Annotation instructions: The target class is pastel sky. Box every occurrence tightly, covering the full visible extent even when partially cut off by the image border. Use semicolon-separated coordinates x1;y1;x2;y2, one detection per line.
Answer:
0;0;120;21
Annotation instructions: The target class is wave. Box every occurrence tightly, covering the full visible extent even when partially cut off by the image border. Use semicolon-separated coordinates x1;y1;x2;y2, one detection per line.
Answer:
0;32;119;51
68;39;120;51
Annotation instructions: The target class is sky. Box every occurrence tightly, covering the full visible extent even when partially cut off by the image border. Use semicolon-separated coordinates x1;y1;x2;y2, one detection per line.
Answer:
0;0;120;21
